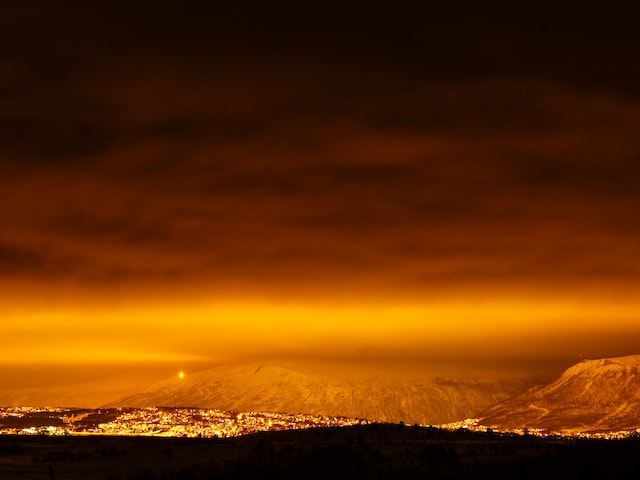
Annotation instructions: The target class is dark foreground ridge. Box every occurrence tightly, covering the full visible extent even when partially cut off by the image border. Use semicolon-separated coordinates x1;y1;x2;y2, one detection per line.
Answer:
2;424;640;479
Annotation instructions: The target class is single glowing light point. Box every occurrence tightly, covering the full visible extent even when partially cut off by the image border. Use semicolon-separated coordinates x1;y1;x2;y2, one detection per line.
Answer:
178;371;185;379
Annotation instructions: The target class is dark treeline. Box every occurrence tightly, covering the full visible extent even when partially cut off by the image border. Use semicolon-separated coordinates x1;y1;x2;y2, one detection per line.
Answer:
1;424;640;479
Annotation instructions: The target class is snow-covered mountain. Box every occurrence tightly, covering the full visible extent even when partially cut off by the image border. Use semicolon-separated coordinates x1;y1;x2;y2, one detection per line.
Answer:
479;355;640;432
105;362;535;425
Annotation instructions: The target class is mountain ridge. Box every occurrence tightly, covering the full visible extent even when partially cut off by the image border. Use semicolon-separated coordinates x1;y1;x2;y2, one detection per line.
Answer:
479;355;640;432
106;362;537;425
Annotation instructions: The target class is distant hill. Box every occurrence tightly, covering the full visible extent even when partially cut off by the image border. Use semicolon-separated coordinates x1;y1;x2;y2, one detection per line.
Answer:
106;362;536;425
479;355;640;432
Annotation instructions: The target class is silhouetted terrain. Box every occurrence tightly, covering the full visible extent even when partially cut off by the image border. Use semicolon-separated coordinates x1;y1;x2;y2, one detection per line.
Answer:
480;355;640;432
2;424;640;479
107;363;537;425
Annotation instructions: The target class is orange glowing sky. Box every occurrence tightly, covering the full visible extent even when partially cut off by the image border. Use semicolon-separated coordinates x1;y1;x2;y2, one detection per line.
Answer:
1;2;640;388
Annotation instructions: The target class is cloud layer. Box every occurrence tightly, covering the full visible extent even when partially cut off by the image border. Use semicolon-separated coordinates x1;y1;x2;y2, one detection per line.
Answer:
1;2;639;370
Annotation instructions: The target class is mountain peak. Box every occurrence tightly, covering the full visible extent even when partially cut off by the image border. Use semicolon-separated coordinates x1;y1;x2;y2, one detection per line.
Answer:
106;362;536;425
479;355;640;433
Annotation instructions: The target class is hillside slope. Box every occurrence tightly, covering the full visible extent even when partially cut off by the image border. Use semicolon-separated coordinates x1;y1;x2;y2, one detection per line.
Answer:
479;355;640;432
107;362;535;425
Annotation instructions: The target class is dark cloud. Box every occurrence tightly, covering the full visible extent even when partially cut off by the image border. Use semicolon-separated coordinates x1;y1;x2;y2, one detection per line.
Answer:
0;2;639;303
0;240;97;282
2;2;640;89
0;115;115;160
0;243;45;273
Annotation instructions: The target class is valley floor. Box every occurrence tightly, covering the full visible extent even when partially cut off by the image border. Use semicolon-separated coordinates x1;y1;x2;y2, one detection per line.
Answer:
2;424;640;479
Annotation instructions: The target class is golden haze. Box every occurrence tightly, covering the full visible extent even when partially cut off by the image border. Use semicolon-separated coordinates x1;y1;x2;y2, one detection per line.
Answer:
3;295;639;367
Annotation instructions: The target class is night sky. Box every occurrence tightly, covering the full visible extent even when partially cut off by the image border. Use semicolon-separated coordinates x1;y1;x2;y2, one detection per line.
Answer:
1;2;640;385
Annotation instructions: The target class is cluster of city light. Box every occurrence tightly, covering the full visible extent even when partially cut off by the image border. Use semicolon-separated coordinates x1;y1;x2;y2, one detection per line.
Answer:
0;407;368;438
3;407;637;440
438;418;640;440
